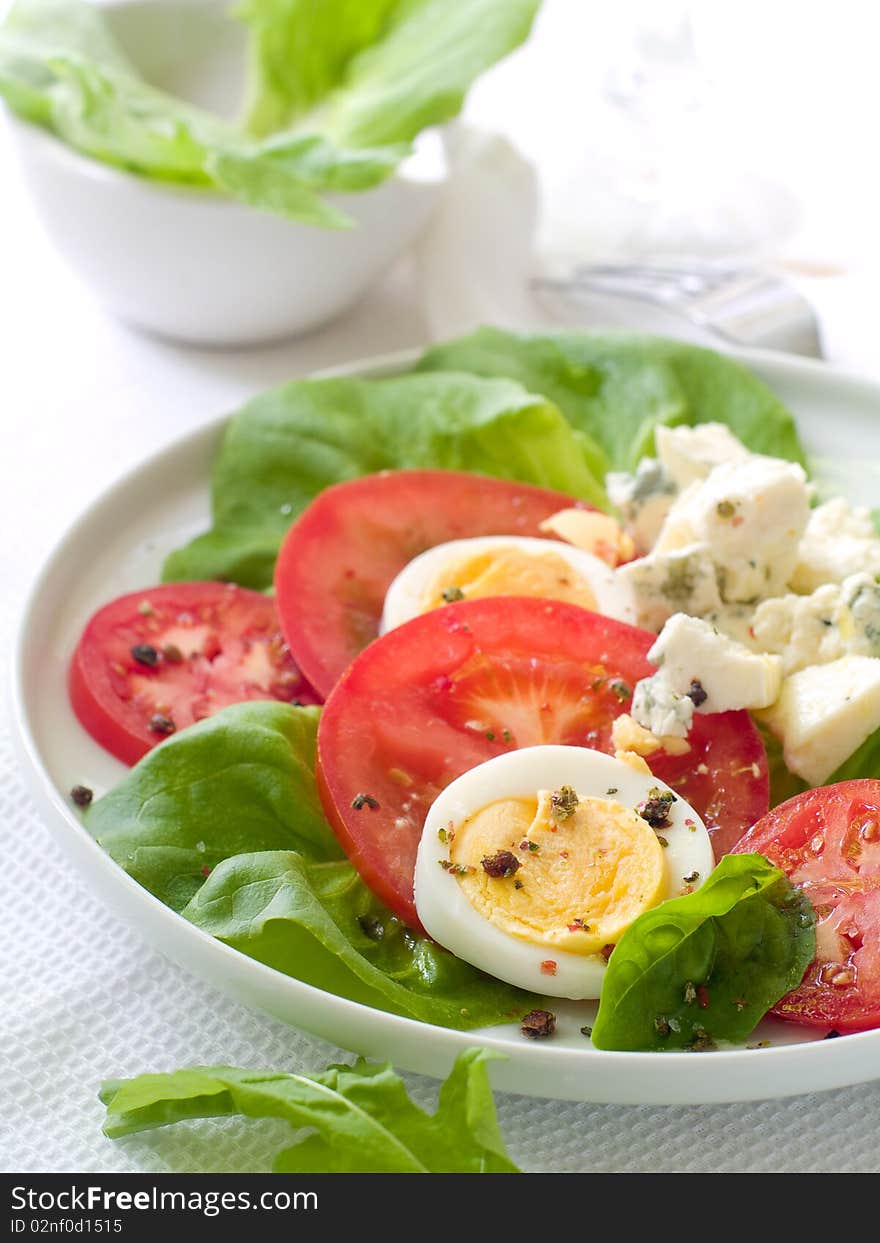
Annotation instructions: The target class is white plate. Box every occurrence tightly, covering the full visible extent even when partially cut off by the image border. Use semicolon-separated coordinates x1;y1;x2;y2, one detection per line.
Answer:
12;346;880;1106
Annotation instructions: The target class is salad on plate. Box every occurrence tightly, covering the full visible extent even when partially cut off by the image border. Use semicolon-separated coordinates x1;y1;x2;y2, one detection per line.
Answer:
65;329;880;1052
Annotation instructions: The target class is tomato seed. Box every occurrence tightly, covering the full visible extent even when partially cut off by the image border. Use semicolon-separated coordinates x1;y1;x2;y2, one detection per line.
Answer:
820;962;854;988
858;818;880;842
149;713;175;736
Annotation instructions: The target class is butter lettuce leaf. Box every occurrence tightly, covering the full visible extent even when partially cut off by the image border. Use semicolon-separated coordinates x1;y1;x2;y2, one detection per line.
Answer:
0;0;349;225
85;703;341;911
182;849;532;1028
242;0;540;142
0;0;224;177
162;372;606;589
85;701;537;1030
101;1049;519;1173
418;327;807;475
0;0;539;224
591;854;815;1052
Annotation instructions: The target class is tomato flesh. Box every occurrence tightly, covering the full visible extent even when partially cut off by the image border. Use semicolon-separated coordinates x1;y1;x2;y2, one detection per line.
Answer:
69;581;319;765
317;597;769;928
274;470;593;698
733;780;880;1032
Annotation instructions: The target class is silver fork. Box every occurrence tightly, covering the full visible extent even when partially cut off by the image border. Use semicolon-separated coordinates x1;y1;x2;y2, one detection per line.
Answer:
531;261;824;358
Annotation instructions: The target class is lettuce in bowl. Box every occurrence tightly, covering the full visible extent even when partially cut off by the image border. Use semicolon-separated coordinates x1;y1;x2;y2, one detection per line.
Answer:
0;0;540;225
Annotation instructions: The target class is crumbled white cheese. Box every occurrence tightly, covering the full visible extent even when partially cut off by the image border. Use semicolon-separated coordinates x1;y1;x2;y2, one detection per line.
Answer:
753;584;843;675
606;458;677;554
840;573;880;654
753;573;880;675
646;612;782;712
703;603;761;648
654;422;752;490
631;673;695;738
615;542;722;632
651;480;703;553
790;498;880;593
653;457;810;603
760;656;880;785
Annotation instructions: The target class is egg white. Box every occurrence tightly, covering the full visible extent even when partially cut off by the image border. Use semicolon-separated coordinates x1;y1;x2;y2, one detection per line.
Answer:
380;535;636;633
413;744;715;1000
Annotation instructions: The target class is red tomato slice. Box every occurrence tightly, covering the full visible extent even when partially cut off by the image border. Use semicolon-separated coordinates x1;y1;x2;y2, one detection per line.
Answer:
274;470;593;699
316;597;769;928
69;581;319;765
733;780;880;1033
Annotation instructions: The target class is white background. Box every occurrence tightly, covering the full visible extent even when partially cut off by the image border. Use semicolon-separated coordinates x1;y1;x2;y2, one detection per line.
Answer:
3;0;880;1173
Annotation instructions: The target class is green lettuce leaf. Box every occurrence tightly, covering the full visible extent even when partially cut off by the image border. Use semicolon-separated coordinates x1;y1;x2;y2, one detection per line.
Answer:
85;701;537;1029
418;327;807;475
591;854;815;1052
162;372;606;589
239;0;401;137
242;0;540;143
0;0;538;224
101;1048;519;1172
0;0;349;225
85;703;340;912
0;0;218;172
183;850;531;1028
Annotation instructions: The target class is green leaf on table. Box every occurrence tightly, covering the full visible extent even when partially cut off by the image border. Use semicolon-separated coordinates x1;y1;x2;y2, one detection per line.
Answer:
417;327;807;475
162;372;607;589
591;854;815;1052
100;1048;519;1173
85;701;538;1029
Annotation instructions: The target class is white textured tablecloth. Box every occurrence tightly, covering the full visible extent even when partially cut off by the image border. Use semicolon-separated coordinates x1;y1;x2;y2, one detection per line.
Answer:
4;94;880;1175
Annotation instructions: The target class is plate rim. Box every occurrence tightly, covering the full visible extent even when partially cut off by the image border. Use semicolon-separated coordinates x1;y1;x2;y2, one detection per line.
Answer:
12;341;880;1106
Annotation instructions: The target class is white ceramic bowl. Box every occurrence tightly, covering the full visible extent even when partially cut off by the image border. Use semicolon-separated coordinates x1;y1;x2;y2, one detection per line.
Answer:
4;0;448;346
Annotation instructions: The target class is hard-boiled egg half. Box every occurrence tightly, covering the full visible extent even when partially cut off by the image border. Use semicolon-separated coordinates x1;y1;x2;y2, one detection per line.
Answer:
414;744;714;999
380;535;636;633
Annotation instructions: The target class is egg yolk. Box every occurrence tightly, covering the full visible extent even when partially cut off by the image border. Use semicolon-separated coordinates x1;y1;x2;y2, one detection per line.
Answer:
448;789;666;954
419;546;597;614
